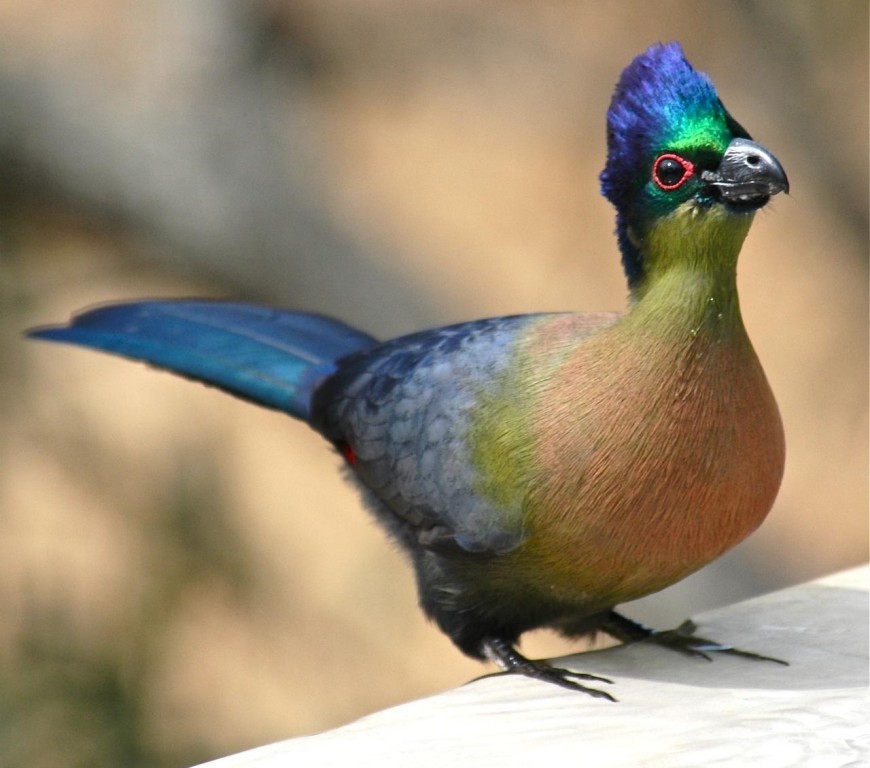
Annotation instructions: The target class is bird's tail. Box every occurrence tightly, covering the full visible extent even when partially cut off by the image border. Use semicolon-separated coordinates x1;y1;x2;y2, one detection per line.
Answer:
27;300;378;421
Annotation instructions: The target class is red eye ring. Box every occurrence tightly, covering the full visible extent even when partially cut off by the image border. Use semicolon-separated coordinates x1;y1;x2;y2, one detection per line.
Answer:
652;153;695;190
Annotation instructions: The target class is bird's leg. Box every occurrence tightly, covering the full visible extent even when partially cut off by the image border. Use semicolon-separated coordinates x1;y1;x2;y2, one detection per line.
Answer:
476;637;616;700
601;611;788;665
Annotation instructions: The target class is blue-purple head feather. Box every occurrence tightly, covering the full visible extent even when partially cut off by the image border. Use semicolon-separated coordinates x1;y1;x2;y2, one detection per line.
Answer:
599;42;751;286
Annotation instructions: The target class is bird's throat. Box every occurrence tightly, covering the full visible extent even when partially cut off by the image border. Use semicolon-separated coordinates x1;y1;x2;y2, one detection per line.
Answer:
626;205;753;339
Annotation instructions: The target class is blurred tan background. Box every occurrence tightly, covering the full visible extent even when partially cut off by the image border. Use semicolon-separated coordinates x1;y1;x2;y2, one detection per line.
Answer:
2;1;867;765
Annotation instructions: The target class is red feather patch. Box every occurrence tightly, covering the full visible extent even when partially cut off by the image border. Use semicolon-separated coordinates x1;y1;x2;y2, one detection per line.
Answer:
340;442;356;466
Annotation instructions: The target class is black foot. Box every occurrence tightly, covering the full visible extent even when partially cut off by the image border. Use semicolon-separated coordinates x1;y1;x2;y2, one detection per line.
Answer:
602;612;788;665
477;637;616;701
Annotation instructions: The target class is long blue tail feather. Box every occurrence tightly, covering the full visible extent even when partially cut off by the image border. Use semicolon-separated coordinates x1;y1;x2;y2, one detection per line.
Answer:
27;300;378;421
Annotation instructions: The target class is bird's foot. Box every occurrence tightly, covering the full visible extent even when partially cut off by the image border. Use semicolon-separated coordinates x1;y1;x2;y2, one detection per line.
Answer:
603;612;788;665
477;637;616;701
649;620;788;664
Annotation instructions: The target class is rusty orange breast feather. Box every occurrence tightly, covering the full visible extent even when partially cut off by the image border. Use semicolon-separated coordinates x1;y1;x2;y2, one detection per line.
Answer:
518;312;785;607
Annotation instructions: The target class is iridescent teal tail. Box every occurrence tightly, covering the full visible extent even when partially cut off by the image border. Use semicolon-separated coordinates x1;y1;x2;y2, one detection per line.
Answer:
28;300;378;421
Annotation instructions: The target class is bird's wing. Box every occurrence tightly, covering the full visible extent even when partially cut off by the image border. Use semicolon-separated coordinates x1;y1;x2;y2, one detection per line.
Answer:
312;312;616;556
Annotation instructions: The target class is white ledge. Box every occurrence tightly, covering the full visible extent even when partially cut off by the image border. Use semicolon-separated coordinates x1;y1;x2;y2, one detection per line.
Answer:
197;566;869;767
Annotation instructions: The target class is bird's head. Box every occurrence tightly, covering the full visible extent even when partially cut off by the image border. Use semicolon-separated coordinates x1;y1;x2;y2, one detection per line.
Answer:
600;42;789;294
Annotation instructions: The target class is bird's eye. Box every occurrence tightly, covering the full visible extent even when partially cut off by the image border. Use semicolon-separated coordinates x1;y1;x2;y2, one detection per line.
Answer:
652;154;695;190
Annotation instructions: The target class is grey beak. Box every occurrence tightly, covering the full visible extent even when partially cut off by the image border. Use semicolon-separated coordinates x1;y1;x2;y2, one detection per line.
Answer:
702;138;790;203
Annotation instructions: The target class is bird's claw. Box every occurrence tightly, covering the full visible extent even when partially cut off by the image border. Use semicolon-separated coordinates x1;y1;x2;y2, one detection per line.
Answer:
491;660;617;701
476;638;616;700
646;619;788;665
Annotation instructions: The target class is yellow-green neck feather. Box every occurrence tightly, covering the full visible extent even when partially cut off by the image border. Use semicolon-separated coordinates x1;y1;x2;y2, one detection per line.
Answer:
626;203;754;339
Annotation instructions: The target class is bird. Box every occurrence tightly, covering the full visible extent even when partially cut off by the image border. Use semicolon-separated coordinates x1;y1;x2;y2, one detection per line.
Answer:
29;42;789;700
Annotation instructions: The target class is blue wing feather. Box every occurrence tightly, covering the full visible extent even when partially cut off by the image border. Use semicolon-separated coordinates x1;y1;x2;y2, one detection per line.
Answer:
314;315;545;554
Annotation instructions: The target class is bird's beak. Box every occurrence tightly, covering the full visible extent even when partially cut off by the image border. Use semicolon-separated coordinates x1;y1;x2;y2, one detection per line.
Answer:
702;138;789;207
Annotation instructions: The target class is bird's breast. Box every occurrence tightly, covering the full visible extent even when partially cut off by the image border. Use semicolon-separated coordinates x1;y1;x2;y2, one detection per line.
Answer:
512;315;785;607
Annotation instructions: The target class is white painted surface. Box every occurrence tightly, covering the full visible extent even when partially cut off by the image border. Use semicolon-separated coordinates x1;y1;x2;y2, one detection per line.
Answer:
197;566;869;768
